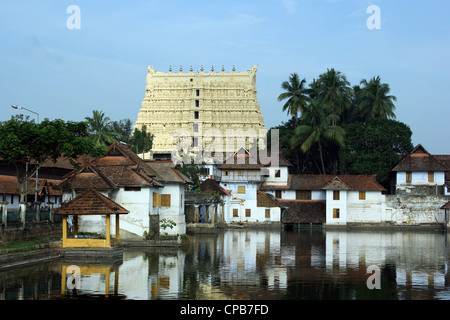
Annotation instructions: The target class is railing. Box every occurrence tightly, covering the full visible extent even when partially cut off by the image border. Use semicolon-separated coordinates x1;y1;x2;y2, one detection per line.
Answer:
0;206;61;224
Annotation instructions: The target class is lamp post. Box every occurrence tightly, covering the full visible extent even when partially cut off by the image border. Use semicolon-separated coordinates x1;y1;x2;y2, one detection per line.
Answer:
11;104;40;203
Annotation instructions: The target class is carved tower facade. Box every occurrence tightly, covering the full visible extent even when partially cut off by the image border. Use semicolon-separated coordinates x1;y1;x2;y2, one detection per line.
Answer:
135;65;266;159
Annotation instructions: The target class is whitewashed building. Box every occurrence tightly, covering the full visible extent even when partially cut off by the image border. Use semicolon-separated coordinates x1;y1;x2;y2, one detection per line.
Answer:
60;142;191;238
216;147;289;224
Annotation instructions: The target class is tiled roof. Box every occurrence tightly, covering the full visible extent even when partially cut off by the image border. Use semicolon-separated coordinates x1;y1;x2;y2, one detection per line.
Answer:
0;175;62;196
60;142;189;191
217;147;292;170
146;160;193;184
53;189;129;216
441;201;450;210
280;200;326;224
392;144;448;172
200;179;231;196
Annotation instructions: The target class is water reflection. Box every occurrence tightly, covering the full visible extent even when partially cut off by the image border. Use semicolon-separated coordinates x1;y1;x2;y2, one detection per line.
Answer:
1;229;450;300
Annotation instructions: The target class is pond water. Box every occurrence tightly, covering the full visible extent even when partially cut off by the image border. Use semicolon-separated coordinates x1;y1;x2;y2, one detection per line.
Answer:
1;228;450;300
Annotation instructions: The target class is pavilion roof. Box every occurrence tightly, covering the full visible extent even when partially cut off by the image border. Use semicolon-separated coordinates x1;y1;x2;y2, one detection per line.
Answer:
52;188;129;216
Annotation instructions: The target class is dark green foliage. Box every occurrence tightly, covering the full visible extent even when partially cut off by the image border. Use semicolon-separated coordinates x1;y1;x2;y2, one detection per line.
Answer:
339;119;413;186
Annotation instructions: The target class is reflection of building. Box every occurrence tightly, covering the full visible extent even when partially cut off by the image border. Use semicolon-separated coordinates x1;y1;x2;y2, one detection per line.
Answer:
135;65;266;158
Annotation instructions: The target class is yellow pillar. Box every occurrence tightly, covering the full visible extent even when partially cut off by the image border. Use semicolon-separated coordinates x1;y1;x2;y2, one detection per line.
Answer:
106;214;111;247
115;214;120;241
62;216;67;248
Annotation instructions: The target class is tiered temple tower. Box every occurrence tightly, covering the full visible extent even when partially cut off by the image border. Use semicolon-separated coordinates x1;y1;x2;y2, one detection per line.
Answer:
135;65;266;160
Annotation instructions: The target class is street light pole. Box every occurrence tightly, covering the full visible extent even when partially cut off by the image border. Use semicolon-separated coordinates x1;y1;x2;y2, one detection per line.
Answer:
11;104;40;203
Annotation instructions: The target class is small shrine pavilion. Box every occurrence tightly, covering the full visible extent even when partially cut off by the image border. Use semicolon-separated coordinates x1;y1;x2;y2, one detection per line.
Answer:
53;188;129;248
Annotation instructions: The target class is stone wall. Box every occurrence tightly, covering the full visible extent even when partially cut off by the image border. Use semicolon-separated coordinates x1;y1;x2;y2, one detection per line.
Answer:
386;194;449;225
0;221;62;243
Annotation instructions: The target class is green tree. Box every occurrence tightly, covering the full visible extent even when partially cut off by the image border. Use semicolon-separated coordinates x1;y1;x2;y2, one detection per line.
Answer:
130;125;154;156
316;68;353;125
339;119;413;187
0;115;103;202
357;76;397;122
277;73;310;120
110;119;133;144
290;99;345;174
85;110;118;147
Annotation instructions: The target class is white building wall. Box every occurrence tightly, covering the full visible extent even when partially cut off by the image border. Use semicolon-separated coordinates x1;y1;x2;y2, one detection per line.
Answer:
264;167;289;186
346;191;386;223
159;183;186;235
325;190;347;225
397;171;445;185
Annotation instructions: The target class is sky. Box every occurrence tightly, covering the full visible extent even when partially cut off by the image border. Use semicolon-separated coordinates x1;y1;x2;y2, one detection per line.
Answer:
0;0;449;154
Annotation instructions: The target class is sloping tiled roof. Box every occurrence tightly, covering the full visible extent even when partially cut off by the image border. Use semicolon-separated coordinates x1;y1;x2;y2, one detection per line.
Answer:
53;189;129;216
280;200;326;224
217;147;292;170
0;175;62;196
324;175;386;191
392;144;448;172
441;201;450;210
200;179;231;196
60;142;191;191
146;160;193;184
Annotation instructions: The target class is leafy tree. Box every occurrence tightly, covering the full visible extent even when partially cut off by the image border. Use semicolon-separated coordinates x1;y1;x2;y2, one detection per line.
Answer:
130;125;154;156
110;119;133;144
0;115;104;202
339;119;413;187
176;163;202;191
290;99;345;174
316;68;353;125
277;73;310;120
357;76;397;122
85;110;118;147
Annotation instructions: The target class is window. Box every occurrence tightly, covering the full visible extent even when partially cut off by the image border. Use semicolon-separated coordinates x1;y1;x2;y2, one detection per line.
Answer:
296;190;312;200
238;186;246;194
275;190;282;199
359;191;366;200
193;123;198;132
152;193;160;207
245;208;251;217
406;171;412;184
428;172;434;183
196;89;200;96
233;208;239;217
333;208;340;219
225;171;229;176
265;209;271;218
333;190;340;200
192;137;198;147
275;170;281;178
195;100;200;107
125;186;141;192
200;167;209;176
161;194;171;207
194;111;199;119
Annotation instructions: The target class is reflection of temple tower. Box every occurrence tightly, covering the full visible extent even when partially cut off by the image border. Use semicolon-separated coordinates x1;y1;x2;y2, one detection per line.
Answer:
135;65;266;159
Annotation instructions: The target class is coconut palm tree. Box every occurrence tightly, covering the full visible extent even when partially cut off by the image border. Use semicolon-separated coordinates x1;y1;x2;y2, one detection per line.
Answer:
85;110;118;147
357;76;397;122
316;68;352;125
277;73;310;120
290;99;345;174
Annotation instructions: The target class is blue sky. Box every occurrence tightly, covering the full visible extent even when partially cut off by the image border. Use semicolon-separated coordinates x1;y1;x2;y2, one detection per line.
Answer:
0;0;449;154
